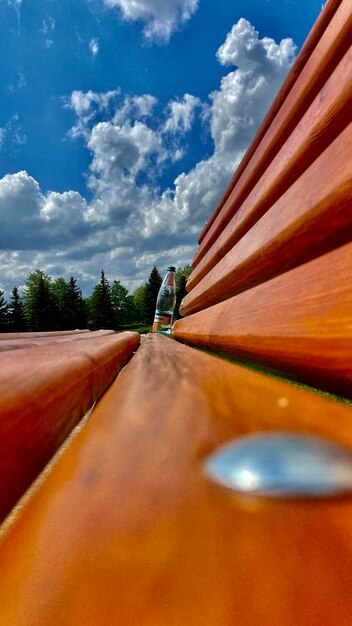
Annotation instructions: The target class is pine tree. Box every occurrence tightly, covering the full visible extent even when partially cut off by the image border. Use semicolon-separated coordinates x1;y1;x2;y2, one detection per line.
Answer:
23;270;58;331
0;290;8;332
7;286;27;331
51;277;71;329
67;277;86;329
89;270;116;330
143;266;162;325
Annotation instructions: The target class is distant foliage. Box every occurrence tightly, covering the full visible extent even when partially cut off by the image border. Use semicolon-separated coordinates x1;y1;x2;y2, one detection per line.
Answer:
7;286;27;331
175;264;192;318
23;270;58;332
88;270;116;330
144;266;162;324
0;262;192;332
111;280;135;327
0;290;8;332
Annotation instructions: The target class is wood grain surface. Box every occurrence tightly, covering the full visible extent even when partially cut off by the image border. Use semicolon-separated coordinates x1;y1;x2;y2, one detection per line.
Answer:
183;123;352;311
188;51;352;292
176;244;352;397
0;333;352;625
0;331;139;522
0;329;115;352
198;0;343;244
193;0;352;267
0;329;90;340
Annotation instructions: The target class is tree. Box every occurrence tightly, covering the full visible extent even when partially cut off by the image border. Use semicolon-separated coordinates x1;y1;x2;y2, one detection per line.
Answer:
175;264;192;319
23;269;58;331
144;266;162;325
51;277;86;329
0;290;8;331
132;285;147;324
67;277;87;329
111;280;134;327
7;286;27;331
51;277;71;329
89;270;116;330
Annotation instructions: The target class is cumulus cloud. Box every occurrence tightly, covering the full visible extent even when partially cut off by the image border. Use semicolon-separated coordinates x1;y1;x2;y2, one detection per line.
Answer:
88;120;167;184
102;0;199;42
0;18;296;294
163;94;202;134
142;18;296;238
0;171;89;249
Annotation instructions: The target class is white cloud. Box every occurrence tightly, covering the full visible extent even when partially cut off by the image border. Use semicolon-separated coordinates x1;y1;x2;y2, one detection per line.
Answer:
66;89;120;138
0;128;5;150
42;17;55;34
7;69;26;93
102;0;199;42
163;94;201;134
0;114;27;151
113;94;158;124
0;19;296;295
88;120;167;180
89;37;99;57
7;0;22;35
41;16;55;46
217;18;295;70
0;171;89;250
123;18;295;243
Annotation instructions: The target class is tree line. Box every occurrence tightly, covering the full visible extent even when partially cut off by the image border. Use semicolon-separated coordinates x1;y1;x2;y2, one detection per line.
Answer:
0;265;192;332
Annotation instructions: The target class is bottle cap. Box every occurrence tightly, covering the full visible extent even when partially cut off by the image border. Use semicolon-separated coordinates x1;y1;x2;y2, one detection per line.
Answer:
167;266;176;272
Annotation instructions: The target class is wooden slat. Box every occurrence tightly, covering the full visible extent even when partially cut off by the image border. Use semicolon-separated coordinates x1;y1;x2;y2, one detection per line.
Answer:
0;329;115;352
0;329;90;340
0;334;352;625
188;51;352;292
0;331;139;522
176;244;352;397
193;0;352;267
183;122;352;310
198;0;343;244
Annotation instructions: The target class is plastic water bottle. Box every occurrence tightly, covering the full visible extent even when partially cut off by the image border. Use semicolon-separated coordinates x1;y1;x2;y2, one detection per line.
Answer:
152;266;176;334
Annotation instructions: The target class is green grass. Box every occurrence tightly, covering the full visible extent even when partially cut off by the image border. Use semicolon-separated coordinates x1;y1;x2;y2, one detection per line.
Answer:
117;325;152;334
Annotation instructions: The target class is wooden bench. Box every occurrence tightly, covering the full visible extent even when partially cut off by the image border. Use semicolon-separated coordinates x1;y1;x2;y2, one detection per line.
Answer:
0;1;351;623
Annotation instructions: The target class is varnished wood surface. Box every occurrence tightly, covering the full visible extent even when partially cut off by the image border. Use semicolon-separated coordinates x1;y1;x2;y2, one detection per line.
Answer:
0;334;352;625
176;244;352;397
193;0;352;267
198;0;343;244
188;51;352;292
183;123;352;310
0;329;90;340
0;329;115;352
0;331;139;522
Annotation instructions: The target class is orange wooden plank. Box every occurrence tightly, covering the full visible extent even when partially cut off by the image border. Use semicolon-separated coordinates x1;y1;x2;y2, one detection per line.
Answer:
0;329;115;352
0;334;352;626
198;0;343;245
184;122;352;309
0;331;139;522
194;0;352;266
176;244;352;397
188;51;352;292
0;329;90;340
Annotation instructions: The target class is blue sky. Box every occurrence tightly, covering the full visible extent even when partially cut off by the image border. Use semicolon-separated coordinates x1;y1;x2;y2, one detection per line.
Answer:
0;0;322;295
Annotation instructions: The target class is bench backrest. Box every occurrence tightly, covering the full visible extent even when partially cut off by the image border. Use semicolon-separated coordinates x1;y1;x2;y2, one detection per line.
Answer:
173;0;352;399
